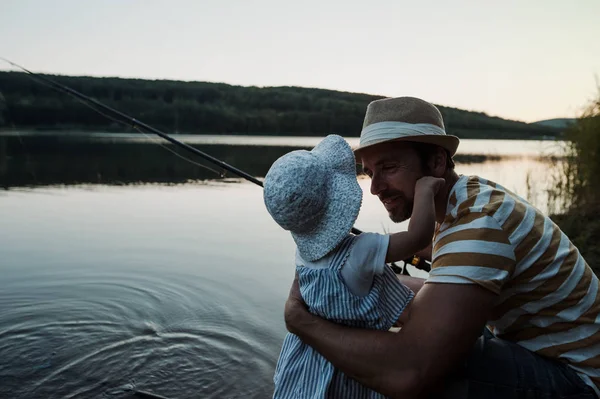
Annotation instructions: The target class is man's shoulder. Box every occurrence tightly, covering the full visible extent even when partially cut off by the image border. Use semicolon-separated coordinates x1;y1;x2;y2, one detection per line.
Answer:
452;175;508;201
445;175;513;224
441;174;550;246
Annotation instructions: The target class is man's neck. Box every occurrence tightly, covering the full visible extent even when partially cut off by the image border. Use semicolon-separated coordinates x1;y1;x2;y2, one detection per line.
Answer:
435;170;460;224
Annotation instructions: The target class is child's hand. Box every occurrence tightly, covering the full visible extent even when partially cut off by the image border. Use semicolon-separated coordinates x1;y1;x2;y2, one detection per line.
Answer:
415;176;445;196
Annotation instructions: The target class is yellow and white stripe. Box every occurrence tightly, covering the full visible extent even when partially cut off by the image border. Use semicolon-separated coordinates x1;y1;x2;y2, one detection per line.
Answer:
428;175;600;396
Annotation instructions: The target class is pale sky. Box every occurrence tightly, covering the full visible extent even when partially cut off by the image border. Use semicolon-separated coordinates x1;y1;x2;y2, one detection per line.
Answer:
1;0;599;122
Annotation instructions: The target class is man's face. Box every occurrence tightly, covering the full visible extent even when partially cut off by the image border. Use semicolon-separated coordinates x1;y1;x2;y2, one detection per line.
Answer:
360;142;426;223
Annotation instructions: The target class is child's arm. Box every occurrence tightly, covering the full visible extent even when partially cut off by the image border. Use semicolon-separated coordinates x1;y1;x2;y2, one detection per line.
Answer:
385;176;444;263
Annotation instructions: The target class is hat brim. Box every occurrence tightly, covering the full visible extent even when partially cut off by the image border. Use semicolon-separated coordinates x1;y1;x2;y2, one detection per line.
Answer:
292;136;362;262
353;134;460;163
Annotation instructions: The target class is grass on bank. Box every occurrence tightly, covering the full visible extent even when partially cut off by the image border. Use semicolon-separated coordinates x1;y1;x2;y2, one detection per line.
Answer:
549;90;600;271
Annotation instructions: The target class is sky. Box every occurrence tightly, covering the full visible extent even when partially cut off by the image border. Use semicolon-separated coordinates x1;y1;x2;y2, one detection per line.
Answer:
1;0;599;122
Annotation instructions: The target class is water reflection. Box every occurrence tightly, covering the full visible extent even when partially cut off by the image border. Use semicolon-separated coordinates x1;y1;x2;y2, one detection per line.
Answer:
0;134;292;187
0;133;543;188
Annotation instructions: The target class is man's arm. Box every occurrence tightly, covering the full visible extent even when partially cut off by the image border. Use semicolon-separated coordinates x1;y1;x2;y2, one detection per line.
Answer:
397;275;425;294
285;278;496;398
393;275;424;326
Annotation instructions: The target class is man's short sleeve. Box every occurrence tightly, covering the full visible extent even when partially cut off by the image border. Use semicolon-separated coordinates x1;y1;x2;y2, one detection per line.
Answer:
427;213;516;294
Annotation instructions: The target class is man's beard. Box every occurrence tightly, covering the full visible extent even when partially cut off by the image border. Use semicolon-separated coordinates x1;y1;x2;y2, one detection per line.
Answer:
380;192;414;223
388;199;414;223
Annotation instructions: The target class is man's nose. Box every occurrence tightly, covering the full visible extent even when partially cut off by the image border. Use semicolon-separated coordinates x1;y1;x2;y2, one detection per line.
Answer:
370;173;387;196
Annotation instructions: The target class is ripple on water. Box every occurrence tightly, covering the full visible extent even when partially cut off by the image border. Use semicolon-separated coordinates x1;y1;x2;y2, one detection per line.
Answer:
0;269;278;398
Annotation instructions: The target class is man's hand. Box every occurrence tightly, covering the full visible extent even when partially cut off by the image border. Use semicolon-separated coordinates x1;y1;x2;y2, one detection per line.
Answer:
284;275;312;335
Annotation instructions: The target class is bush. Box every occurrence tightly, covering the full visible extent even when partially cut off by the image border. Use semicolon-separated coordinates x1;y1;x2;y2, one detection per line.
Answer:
549;90;600;270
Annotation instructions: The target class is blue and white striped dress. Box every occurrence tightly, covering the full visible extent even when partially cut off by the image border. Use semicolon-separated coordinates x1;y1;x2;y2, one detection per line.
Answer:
273;235;414;399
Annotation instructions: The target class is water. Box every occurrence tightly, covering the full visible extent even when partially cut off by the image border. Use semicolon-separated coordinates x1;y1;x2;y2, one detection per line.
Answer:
0;131;565;155
0;133;561;398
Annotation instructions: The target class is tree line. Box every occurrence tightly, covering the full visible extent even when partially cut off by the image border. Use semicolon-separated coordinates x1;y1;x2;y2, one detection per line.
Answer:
0;71;560;139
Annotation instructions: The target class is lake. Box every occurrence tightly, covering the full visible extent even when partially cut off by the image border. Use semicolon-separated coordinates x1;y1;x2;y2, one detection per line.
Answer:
0;133;562;398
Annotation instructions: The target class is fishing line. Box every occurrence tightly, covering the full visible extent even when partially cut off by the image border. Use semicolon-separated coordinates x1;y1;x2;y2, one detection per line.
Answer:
132;127;224;177
57;91;225;178
0;87;38;184
64;93;224;178
14;123;38;183
0;58;263;186
1;60;224;178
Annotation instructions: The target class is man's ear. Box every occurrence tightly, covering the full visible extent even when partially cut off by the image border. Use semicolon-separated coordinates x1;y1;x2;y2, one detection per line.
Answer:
428;147;447;177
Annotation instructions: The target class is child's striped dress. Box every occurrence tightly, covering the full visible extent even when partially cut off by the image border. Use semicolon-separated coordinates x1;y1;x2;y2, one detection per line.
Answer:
273;234;414;398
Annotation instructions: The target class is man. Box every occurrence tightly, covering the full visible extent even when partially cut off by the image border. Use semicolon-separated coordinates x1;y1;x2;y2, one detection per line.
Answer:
284;97;599;398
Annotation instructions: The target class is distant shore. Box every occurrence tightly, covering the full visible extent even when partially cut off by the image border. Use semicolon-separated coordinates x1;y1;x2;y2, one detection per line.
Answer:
0;127;563;142
0;71;563;141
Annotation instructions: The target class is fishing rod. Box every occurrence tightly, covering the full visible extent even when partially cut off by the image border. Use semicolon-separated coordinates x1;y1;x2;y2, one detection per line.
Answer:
1;58;363;235
1;59;433;270
1;58;264;187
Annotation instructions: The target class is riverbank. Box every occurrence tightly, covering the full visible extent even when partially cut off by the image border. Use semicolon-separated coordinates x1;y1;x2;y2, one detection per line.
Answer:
548;94;599;275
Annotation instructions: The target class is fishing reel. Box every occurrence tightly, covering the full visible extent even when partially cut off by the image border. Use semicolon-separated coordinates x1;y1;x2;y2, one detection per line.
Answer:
389;255;431;276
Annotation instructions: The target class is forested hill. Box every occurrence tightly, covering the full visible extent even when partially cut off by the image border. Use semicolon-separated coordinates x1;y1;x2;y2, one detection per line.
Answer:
0;71;560;139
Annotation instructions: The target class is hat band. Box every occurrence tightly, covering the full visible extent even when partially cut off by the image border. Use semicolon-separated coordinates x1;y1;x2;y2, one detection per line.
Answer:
359;122;446;147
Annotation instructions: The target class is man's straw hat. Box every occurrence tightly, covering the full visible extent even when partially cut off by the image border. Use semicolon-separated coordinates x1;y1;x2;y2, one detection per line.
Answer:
354;97;460;159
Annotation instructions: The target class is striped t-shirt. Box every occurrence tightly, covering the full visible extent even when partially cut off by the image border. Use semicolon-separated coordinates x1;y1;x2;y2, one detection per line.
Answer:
427;175;600;395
